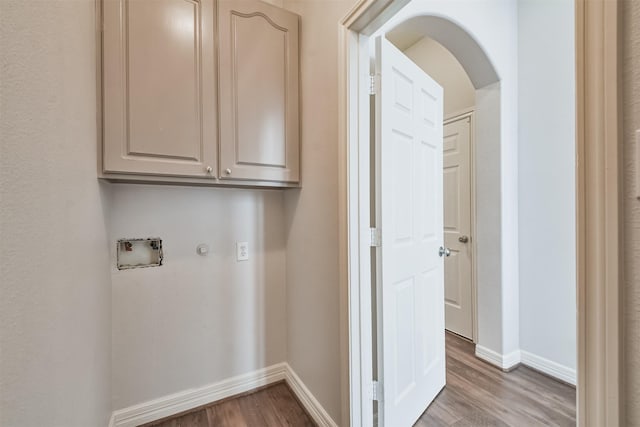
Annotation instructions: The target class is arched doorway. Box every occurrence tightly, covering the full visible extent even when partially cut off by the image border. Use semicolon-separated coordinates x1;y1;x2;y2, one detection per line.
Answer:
341;4;521;426
382;16;509;367
341;0;618;426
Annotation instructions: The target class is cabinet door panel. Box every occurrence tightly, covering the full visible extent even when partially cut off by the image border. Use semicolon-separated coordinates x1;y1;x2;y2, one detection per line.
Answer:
218;1;299;183
103;0;217;177
235;14;287;168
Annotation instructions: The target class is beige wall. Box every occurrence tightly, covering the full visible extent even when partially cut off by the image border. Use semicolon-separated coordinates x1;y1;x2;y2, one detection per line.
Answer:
0;1;112;426
282;0;352;423
403;37;476;117
109;185;287;410
623;0;640;424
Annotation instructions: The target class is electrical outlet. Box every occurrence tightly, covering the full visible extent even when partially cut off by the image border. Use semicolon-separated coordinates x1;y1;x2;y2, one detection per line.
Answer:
236;242;249;261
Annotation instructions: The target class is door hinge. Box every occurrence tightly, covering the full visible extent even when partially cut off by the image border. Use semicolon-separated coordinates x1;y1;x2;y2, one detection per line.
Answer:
369;75;377;95
369;228;381;247
371;380;383;401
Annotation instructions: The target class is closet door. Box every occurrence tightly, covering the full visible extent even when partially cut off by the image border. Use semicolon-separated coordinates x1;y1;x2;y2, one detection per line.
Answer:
218;0;300;183
102;0;217;178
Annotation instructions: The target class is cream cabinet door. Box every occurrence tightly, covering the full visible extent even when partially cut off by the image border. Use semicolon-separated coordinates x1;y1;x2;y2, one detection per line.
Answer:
218;0;300;183
102;0;217;178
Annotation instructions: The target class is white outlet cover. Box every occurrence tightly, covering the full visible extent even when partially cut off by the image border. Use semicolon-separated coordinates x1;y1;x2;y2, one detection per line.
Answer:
236;242;249;261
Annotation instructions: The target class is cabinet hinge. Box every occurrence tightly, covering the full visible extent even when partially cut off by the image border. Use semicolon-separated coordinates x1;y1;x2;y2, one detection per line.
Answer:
369;228;381;247
369;75;377;95
371;380;383;401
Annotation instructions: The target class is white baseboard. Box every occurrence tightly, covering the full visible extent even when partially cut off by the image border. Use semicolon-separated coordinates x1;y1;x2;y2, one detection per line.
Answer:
284;364;339;427
109;362;337;427
475;345;577;385
111;363;287;427
502;349;522;369
520;351;577;386
475;345;521;370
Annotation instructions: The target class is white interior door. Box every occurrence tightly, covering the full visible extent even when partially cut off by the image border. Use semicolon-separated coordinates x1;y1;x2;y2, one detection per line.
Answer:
375;37;446;427
443;115;474;340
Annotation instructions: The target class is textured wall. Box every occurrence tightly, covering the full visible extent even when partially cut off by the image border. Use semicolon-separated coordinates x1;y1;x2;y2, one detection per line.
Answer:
282;0;352;422
0;1;112;426
517;0;576;374
109;185;287;410
622;0;640;424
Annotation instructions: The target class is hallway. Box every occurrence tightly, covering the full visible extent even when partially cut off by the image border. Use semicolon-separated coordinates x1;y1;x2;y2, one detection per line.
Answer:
417;333;576;426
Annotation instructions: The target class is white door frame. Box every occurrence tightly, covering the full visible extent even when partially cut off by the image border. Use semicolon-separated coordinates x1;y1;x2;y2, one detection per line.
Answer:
337;0;622;426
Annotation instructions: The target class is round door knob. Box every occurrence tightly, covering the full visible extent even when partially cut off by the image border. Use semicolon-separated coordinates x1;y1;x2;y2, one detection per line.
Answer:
225;168;232;175
439;246;451;257
206;166;213;174
458;235;469;243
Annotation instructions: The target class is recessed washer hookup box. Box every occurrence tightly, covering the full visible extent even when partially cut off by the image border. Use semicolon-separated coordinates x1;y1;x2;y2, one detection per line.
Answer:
116;238;163;270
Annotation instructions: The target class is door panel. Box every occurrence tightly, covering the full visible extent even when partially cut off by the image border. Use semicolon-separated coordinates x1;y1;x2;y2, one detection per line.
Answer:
376;37;445;427
103;0;217;177
234;13;286;167
128;0;200;160
443;166;460;230
218;0;299;183
443;115;473;339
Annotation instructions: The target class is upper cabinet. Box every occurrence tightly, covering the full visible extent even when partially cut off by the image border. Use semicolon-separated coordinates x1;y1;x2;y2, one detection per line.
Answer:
102;0;218;178
218;1;299;183
101;0;300;187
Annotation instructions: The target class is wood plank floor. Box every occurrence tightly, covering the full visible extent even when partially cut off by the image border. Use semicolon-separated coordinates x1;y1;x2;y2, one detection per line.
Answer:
141;333;575;427
416;332;576;426
141;382;316;427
